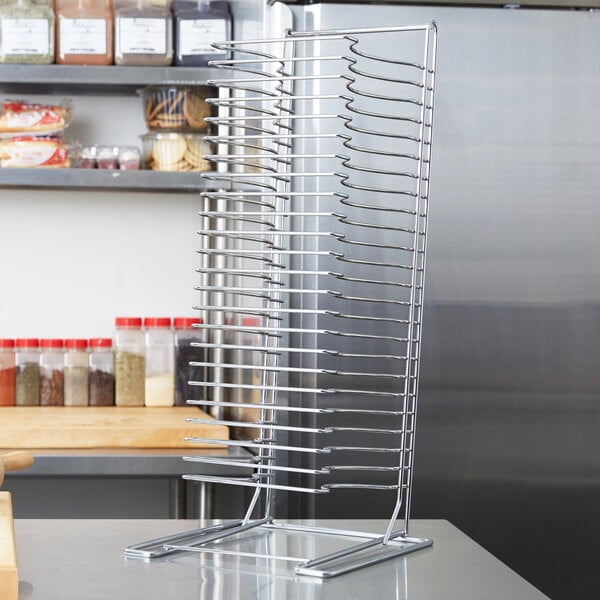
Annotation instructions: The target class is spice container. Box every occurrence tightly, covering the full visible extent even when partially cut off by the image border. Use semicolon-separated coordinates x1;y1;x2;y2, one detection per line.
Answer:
114;0;173;66
173;317;205;406
0;0;55;64
0;339;15;406
114;317;145;407
88;337;115;407
55;0;113;65
39;338;64;406
15;338;40;406
172;0;232;67
64;338;88;406
144;317;174;407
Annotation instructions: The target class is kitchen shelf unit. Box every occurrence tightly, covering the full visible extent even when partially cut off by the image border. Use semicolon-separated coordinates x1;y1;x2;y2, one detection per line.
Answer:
0;64;227;191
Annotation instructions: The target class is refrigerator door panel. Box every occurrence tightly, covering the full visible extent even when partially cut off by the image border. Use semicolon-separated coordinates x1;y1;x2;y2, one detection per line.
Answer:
283;5;600;600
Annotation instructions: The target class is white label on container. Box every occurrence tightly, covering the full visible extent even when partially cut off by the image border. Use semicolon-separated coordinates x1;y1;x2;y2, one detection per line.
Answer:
1;19;49;55
60;19;107;55
118;18;166;55
179;20;227;55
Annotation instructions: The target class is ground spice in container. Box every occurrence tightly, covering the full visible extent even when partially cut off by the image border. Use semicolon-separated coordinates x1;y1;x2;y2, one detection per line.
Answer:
89;368;115;406
15;338;40;406
0;338;15;406
39;338;64;406
173;317;205;407
64;339;88;406
115;350;145;406
40;369;65;406
114;317;145;407
0;0;55;64
88;337;115;406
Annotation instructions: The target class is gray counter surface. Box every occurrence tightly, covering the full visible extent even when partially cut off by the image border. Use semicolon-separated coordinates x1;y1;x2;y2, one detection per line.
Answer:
14;518;551;599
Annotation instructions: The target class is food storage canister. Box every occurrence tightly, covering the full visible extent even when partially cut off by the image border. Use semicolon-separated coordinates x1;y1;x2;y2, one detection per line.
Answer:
39;338;65;406
55;0;113;65
64;338;88;406
144;317;174;407
0;339;15;406
15;338;39;406
141;132;212;172
114;0;173;66
88;337;115;407
172;0;232;67
114;317;145;406
0;0;55;65
173;317;205;406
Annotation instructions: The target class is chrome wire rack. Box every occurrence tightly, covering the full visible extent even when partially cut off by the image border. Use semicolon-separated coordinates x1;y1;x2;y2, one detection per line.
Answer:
126;22;438;578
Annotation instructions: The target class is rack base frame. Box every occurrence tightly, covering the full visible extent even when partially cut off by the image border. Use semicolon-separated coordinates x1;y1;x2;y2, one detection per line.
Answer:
125;518;433;578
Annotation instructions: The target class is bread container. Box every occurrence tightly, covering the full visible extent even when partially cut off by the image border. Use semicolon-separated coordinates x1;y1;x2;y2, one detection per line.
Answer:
141;132;212;172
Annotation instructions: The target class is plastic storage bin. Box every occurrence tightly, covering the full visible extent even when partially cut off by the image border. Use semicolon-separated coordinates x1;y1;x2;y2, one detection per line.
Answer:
114;0;172;66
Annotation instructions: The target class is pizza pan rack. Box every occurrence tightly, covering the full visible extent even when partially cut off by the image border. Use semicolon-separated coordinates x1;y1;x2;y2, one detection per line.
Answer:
126;22;437;578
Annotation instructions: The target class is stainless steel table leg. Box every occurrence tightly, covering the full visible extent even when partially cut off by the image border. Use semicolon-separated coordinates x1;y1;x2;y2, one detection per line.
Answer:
197;482;214;520
169;478;187;518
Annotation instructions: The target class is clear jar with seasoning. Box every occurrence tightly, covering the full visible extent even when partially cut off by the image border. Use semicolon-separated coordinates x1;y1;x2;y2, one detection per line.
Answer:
114;0;173;66
64;338;88;406
0;339;15;406
88;338;115;407
173;316;205;406
172;0;232;67
0;0;55;65
115;317;145;406
15;338;40;406
144;317;174;407
55;0;113;65
39;338;64;406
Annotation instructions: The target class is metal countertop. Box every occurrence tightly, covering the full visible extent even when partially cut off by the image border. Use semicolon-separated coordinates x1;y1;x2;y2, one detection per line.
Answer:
14;518;551;600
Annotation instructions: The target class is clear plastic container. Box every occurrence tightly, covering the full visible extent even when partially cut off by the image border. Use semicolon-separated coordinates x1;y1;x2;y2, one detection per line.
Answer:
15;338;39;406
138;85;211;132
39;338;65;406
88;337;115;407
0;338;15;406
114;0;173;66
0;0;55;64
144;317;174;407
64;338;88;406
141;132;212;172
114;317;145;406
172;0;232;67
55;0;113;65
173;316;205;406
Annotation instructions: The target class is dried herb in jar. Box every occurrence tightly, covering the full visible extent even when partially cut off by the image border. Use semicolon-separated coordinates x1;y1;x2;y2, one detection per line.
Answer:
15;363;39;406
115;351;145;406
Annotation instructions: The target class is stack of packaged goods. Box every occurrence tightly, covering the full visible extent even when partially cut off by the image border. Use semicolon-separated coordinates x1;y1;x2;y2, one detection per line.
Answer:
138;85;214;172
0;99;72;168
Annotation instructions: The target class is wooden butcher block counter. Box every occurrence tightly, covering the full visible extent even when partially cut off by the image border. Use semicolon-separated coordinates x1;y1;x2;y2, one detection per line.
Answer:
0;406;227;449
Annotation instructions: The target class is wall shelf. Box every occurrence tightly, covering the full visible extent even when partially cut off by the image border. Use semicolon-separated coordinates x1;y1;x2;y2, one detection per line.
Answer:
0;168;225;193
0;65;218;95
